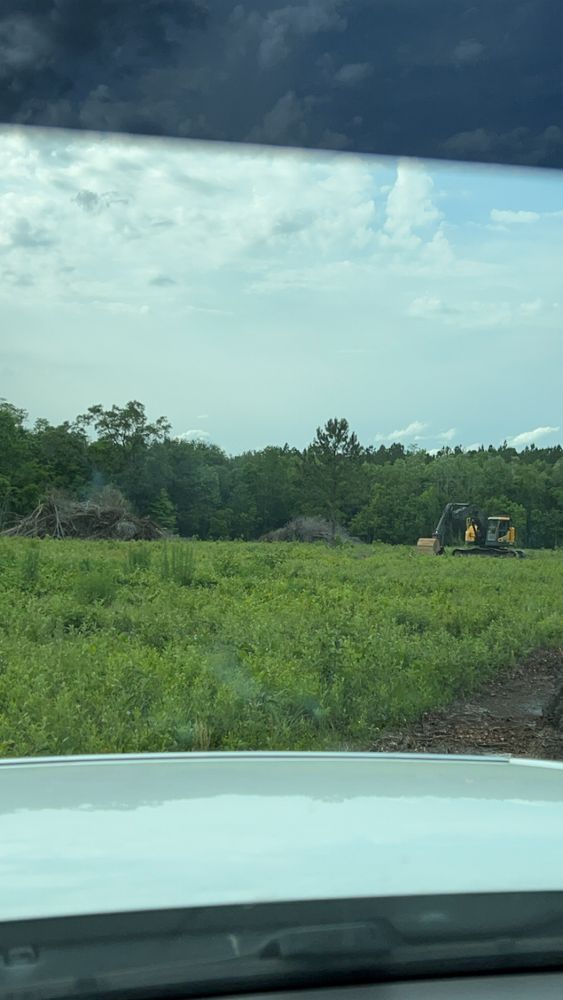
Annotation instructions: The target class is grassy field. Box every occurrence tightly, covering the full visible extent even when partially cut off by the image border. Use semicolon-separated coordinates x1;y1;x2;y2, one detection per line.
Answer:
0;538;562;757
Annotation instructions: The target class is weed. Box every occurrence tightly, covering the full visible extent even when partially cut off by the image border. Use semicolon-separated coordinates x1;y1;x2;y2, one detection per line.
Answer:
19;543;41;591
160;542;196;587
126;544;152;573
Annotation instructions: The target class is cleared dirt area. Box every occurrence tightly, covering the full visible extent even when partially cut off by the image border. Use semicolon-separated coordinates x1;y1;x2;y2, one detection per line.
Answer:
372;648;563;760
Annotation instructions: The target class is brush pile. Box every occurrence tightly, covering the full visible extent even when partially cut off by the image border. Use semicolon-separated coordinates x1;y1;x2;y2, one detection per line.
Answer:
261;516;353;544
1;492;165;541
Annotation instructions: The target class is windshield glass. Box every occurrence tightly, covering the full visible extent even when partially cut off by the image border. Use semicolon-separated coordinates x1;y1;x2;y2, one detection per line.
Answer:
2;0;563;993
1;126;562;757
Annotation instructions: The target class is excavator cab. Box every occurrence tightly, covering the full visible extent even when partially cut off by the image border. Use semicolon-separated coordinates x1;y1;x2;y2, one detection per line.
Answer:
486;516;516;546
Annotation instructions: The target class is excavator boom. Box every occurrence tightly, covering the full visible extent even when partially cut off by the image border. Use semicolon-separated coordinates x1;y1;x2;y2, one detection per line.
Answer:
417;502;476;555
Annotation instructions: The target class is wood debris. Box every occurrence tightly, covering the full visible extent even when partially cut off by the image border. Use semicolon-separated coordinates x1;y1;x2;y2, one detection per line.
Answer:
1;493;165;541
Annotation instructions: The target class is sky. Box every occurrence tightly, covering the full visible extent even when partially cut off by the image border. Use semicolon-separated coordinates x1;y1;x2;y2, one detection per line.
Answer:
1;125;561;455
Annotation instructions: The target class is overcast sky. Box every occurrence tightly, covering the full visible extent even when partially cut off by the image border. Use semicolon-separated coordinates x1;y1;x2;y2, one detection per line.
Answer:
1;125;561;454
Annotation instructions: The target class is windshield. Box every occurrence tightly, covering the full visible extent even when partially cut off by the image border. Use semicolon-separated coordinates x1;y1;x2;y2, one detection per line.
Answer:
1;126;562;758
1;8;563;989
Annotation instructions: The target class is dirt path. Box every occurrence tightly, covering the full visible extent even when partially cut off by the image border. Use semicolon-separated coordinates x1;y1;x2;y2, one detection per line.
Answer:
371;648;563;760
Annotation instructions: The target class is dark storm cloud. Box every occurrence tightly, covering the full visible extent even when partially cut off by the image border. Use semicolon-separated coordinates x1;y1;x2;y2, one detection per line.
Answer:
252;0;348;70
249;91;312;146
0;13;50;76
442;125;563;167
0;0;562;169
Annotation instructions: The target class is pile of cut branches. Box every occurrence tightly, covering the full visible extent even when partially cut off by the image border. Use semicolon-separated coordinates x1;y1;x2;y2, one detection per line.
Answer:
261;516;354;544
1;492;165;541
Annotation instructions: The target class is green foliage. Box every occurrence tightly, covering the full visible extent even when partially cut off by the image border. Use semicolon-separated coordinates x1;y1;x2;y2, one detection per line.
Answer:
76;401;170;459
304;417;366;528
160;541;196;586
0;538;562;758
1;397;562;547
74;566;118;605
149;488;177;533
19;543;41;591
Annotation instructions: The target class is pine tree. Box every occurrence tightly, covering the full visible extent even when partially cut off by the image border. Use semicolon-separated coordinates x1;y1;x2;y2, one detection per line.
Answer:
149;488;177;533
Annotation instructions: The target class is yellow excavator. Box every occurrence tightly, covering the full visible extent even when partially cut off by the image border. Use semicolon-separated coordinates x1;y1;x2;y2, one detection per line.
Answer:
417;502;525;558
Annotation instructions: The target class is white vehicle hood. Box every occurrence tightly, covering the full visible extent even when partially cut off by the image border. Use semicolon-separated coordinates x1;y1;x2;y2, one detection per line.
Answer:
2;752;563;922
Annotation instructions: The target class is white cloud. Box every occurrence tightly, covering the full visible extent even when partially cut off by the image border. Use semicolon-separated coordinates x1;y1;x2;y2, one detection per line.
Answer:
0;126;379;309
407;295;443;318
375;423;458;447
452;39;484;66
419;224;455;270
375;420;428;443
334;62;372;86
507;426;560;448
519;299;542;315
407;294;550;329
465;443;482;452
177;429;211;442
1;126;562;454
249;258;356;293
91;300;149;316
381;160;441;250
436;427;457;442
407;295;510;327
490;209;540;224
196;414;209;420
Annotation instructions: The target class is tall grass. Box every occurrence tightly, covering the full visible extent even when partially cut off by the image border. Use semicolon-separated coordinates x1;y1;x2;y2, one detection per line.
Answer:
19;543;41;591
160;541;196;587
126;543;152;573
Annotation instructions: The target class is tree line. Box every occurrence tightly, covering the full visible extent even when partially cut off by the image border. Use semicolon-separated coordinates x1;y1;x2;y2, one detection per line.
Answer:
1;400;562;547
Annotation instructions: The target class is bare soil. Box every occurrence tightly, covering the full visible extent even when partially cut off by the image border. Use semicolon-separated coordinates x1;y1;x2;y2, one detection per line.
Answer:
371;648;563;760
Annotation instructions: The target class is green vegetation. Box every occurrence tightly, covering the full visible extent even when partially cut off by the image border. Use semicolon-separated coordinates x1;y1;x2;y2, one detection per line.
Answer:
0;539;561;757
1;400;562;547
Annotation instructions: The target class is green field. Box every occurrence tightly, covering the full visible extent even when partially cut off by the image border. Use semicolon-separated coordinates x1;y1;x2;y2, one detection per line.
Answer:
0;538;562;757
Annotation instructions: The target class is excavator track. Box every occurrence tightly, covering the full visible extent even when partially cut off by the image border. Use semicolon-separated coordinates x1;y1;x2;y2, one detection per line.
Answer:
451;546;525;558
